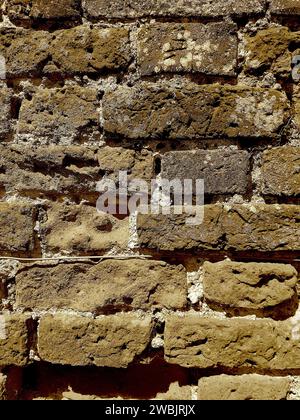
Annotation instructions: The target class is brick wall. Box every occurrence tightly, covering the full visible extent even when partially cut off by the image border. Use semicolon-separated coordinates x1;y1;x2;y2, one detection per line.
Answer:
0;0;299;400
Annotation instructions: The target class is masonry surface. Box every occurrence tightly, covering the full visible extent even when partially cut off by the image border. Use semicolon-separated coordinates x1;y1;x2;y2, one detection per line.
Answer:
0;0;299;401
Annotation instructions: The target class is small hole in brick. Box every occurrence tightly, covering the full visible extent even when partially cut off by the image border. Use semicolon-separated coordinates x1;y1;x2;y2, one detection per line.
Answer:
154;157;161;175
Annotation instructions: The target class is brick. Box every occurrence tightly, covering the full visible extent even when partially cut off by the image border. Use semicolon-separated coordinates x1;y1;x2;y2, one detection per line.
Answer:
161;150;250;195
0;144;99;197
137;22;237;76
154;383;192;400
0;26;131;77
0;86;12;138
0;203;36;256
203;261;298;312
18;84;99;143
261;147;300;196
198;375;290;400
0;314;30;367
0;374;6;400
7;0;81;20
270;0;300;15
164;315;300;369
38;314;152;367
98;146;153;182
15;260;187;312
137;204;300;252
41;202;129;255
103;82;289;139
83;0;265;18
244;27;299;79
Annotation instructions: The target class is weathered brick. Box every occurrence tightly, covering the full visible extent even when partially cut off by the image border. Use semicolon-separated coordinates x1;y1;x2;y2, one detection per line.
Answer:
0;26;131;77
161;150;250;195
260;147;300;196
83;0;265;18
203;261;298;312
98;146;153;182
164;315;300;369
0;374;7;400
0;86;12;138
38;314;152;367
137;204;300;252
154;383;192;400
103;82;289;139
7;0;81;20
137;22;237;76
41;202;129;255
198;375;290;400
244;27;299;79
18;84;99;143
0;314;30;367
270;0;300;15
15;260;187;311
0;144;99;197
0;203;36;256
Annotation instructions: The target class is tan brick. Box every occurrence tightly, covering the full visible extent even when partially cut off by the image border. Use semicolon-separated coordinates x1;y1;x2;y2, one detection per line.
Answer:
164;315;300;369
0;144;99;197
270;0;300;15
98;146;153;183
0;86;12;138
0;374;6;400
138;22;237;76
18;84;99;143
261;147;300;196
137;204;300;252
198;375;290;400
154;383;192;400
83;0;265;18
0;26;131;77
244;27;299;79
0;203;36;256
203;261;298;312
15;260;187;312
7;0;81;20
161;150;250;195
41;202;129;255
103;82;289;139
38;314;152;367
0;314;30;367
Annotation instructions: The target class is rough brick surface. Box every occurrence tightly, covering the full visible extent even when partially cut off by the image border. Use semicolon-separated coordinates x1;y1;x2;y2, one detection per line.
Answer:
198;375;290;400
137;204;300;252
164;315;300;369
137;22;237;76
83;0;265;18
18;84;99;143
203;261;298;312
270;0;300;15
0;26;131;77
0;374;7;400
38;314;152;367
0;315;30;367
103;82;289;139
0;144;99;197
15;260;187;311
244;27;299;79
7;0;81;20
260;147;300;196
0;86;12;138
41;202;128;255
0;203;36;256
161;150;250;195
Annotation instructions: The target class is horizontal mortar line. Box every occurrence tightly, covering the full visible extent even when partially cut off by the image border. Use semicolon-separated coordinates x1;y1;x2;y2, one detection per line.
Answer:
0;255;152;262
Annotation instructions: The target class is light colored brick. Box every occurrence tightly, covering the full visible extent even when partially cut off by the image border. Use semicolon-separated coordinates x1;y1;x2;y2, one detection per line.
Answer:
38;314;152;368
0;314;30;367
15;260;187;311
198;375;290;400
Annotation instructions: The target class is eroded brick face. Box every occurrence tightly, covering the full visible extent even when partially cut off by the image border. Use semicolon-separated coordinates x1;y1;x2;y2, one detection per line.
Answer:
0;0;299;402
